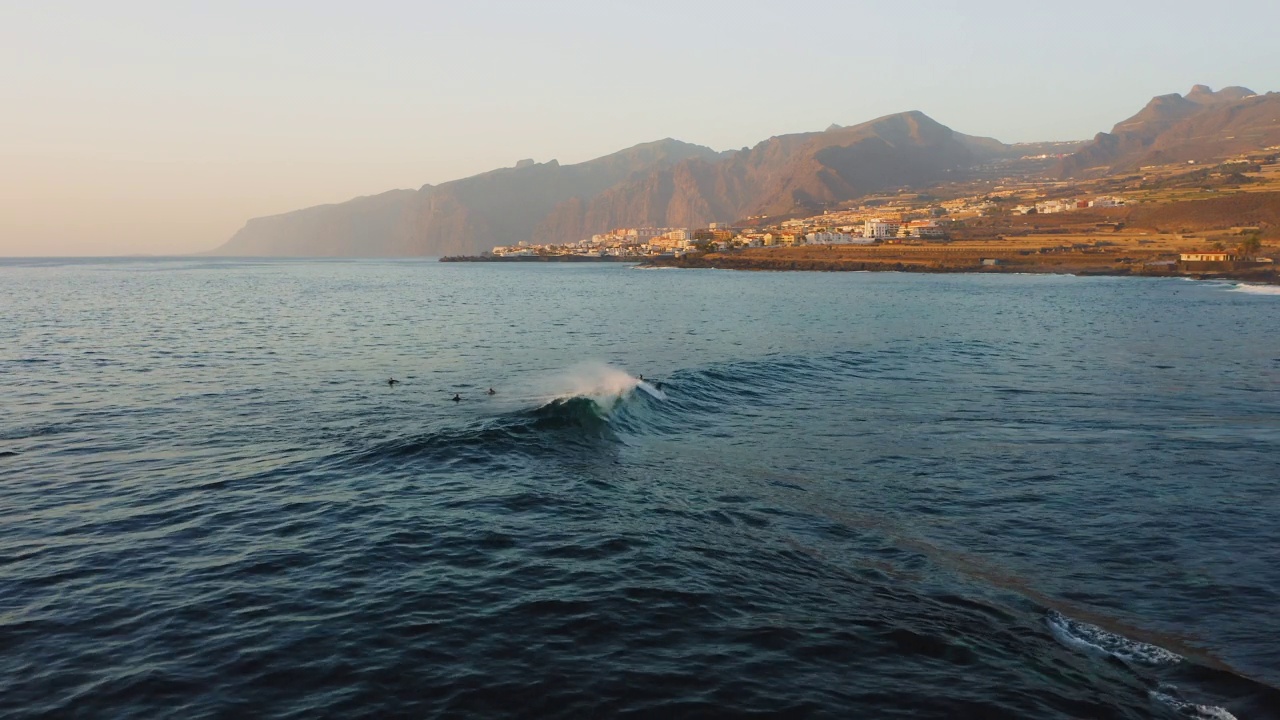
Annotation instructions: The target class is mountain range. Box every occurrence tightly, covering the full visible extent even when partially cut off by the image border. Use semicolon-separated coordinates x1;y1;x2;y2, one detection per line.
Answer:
1059;85;1280;176
211;86;1279;257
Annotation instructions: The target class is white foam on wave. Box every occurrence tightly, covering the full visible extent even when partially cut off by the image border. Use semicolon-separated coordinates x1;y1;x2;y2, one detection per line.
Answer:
1151;688;1238;720
541;362;645;413
1047;613;1238;720
1046;611;1182;666
1229;282;1280;296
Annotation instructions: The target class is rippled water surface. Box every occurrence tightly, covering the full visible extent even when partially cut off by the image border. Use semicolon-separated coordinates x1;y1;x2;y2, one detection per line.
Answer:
2;258;1279;719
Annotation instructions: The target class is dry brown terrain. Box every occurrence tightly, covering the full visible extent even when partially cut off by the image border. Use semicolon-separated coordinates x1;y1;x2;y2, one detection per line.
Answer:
651;218;1278;281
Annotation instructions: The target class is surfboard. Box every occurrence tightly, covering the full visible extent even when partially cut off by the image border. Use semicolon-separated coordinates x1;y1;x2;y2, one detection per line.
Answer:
636;381;667;400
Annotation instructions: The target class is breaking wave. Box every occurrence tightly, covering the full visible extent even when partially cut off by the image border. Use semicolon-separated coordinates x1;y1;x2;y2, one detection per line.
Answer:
335;365;667;468
1229;282;1280;296
537;363;643;413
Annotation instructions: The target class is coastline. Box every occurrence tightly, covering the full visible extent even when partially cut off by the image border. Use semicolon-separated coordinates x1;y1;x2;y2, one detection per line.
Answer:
440;255;635;263
638;249;1279;285
438;247;1278;285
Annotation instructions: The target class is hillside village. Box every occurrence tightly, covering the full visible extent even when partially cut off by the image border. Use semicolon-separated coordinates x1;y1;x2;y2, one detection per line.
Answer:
485;147;1279;263
487;197;1128;259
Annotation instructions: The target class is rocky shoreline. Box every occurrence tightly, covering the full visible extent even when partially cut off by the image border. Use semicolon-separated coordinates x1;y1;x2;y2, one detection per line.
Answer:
641;251;1279;284
438;248;1278;285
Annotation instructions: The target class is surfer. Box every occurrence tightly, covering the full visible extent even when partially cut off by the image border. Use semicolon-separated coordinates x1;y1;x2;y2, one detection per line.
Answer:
387;377;399;387
451;393;461;402
487;388;496;395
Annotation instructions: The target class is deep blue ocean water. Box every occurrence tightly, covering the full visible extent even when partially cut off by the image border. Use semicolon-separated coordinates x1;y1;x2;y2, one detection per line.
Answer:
2;258;1279;719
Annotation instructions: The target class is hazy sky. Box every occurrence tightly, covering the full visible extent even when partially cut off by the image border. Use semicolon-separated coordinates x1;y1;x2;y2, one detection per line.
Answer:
3;0;1278;256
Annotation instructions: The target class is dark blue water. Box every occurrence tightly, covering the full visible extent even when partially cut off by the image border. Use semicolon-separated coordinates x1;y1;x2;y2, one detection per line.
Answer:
3;258;1279;719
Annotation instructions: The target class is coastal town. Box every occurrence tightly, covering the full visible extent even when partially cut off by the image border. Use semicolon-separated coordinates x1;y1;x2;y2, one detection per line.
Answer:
485;198;1128;259
467;147;1279;281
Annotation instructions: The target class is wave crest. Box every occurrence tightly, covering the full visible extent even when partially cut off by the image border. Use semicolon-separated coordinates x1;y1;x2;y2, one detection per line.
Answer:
335;367;665;469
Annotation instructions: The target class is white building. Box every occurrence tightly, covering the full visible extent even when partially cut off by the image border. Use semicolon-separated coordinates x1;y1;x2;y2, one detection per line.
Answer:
863;219;900;239
1035;200;1074;214
805;231;868;245
1090;196;1126;208
904;221;947;239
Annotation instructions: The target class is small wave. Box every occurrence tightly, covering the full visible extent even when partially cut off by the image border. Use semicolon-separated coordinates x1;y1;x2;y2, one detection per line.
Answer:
329;363;674;469
525;396;614;431
338;382;665;469
1229;283;1280;296
0;423;72;441
1151;687;1238;720
1046;610;1182;666
347;398;618;466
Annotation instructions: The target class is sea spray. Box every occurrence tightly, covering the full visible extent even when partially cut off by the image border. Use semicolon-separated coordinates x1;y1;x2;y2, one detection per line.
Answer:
537;362;643;414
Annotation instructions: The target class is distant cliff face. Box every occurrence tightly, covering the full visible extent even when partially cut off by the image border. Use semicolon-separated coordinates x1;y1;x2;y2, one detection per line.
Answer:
211;111;1012;257
1060;85;1278;176
212;139;723;257
217;189;419;257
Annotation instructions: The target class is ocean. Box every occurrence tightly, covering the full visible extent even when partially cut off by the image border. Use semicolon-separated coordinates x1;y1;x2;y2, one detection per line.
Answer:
2;258;1278;719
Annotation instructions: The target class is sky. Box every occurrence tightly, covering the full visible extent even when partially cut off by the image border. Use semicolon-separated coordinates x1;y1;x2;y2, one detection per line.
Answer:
2;0;1278;256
